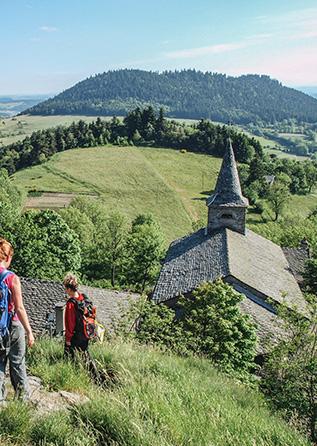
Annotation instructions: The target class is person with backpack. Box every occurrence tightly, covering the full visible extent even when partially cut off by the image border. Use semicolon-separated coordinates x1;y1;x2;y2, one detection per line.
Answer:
63;274;104;380
63;273;96;357
0;238;35;403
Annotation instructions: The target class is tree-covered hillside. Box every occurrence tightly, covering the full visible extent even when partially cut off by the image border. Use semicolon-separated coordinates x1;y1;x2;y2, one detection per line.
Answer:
25;69;317;124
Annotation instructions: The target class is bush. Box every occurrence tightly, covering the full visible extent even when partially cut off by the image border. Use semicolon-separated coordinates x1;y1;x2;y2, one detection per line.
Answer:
118;281;257;376
261;294;317;441
177;281;257;374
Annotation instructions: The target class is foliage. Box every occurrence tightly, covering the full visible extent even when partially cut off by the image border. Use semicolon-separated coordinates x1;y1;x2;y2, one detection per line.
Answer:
0;168;23;232
266;181;291;221
59;206;95;251
104;211;128;287
119;281;257;375
62;200;166;289
10;209;81;280
0;107;263;175
177;281;257;374
124;214;165;291
261;294;317;441
25;69;317;125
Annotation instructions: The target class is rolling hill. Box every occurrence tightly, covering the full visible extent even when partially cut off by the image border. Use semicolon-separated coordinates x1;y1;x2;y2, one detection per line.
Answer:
24;69;317;124
13;145;317;242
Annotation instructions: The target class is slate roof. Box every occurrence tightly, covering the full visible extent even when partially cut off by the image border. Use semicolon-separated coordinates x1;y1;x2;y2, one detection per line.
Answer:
152;227;305;312
21;277;138;335
282;246;309;284
207;139;249;207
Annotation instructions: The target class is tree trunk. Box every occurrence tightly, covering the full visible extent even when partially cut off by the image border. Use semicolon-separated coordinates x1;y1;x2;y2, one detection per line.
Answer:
111;265;116;287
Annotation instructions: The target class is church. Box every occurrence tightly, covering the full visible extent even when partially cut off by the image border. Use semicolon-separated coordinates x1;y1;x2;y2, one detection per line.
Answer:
152;140;308;349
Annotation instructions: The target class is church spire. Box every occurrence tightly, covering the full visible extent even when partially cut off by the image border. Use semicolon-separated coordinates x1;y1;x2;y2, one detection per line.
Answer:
206;139;249;235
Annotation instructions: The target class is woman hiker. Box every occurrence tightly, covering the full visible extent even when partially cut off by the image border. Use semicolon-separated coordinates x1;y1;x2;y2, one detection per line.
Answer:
63;273;102;383
0;238;35;403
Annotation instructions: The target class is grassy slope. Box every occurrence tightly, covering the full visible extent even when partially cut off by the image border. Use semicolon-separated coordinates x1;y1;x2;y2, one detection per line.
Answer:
0;339;309;446
13;146;221;242
0;115;114;146
13;145;316;242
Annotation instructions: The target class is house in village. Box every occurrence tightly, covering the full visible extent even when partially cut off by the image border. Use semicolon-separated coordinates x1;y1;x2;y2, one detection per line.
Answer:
152;140;308;350
20;278;137;336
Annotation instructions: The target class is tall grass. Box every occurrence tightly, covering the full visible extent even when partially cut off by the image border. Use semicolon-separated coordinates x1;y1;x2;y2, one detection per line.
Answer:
0;339;310;445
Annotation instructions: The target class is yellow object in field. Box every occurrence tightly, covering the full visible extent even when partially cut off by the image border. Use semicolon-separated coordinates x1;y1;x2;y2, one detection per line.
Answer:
95;321;106;343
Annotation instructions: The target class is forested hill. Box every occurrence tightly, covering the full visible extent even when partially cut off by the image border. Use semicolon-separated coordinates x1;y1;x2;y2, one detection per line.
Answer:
25;69;317;124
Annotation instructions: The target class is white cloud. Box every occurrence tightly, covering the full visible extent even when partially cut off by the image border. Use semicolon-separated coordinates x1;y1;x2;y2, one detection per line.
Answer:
165;42;247;60
40;26;59;33
164;33;273;60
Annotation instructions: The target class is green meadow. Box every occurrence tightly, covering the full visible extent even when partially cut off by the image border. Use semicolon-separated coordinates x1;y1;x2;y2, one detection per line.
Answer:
13;145;316;242
0;115;114;146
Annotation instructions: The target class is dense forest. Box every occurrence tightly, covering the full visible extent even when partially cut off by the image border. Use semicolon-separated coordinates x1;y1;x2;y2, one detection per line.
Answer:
24;69;317;124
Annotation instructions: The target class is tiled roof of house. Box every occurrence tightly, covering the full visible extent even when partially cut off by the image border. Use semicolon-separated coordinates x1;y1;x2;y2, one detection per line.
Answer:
20;277;138;335
152;227;305;312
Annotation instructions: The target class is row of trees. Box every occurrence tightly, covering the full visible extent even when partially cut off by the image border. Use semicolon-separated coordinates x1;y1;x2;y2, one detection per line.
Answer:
25;69;317;124
0;107;263;174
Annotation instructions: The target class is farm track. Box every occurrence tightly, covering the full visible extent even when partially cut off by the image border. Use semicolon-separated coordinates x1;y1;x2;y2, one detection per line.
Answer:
42;165;102;196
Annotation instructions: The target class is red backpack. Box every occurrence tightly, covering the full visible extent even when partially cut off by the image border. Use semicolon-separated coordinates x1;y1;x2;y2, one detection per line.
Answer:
71;294;97;340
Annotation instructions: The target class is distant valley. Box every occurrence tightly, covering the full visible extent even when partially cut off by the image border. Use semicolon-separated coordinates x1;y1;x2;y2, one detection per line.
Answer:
0;95;49;117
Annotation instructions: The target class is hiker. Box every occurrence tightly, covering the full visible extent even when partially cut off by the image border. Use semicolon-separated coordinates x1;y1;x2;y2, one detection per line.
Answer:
0;238;35;402
63;273;102;379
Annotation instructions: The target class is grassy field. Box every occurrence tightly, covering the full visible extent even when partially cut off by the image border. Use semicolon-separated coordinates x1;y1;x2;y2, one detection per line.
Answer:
0;114;115;146
13;145;316;242
0;338;309;446
13;146;221;242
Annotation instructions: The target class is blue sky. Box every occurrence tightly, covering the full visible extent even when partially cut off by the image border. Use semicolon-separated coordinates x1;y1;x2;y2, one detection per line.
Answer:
1;0;317;94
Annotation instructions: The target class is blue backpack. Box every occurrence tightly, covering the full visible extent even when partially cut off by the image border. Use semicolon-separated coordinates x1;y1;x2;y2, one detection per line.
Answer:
0;270;13;349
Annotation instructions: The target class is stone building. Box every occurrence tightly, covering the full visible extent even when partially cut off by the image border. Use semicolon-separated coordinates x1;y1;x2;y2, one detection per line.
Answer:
20;277;137;336
152;140;308;349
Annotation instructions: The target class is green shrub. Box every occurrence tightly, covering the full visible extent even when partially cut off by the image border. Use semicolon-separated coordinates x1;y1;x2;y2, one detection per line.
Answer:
178;281;257;375
118;281;257;375
261;294;317;442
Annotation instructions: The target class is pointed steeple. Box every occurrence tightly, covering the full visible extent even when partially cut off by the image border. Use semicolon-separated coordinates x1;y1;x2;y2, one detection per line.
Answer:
207;139;248;207
206;139;249;235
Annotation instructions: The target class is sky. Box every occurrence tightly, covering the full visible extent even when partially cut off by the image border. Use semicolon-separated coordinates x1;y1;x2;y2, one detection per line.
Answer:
1;0;317;95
